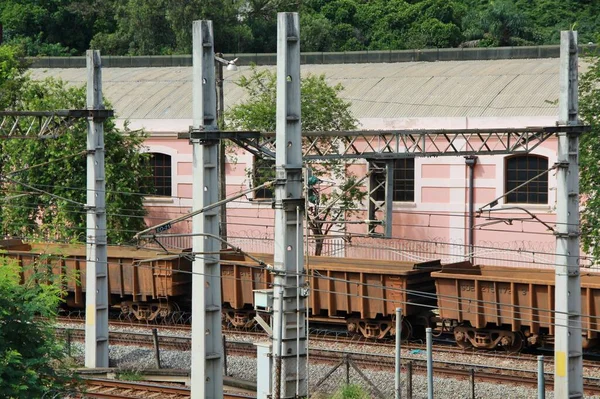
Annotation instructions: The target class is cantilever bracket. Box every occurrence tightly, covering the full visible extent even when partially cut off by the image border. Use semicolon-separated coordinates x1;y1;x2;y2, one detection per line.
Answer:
476;206;556;232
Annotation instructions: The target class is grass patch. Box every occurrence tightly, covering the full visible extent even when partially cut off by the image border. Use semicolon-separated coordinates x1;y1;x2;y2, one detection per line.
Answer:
330;384;371;399
115;369;144;381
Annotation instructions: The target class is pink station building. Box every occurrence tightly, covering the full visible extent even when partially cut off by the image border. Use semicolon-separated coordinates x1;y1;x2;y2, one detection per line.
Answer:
31;47;584;268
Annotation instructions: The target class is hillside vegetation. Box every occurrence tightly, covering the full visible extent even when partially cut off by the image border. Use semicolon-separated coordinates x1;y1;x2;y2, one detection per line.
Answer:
0;0;598;56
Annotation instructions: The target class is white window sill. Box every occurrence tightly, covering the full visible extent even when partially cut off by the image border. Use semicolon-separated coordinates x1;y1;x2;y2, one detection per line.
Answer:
143;196;175;204
392;202;417;209
248;198;274;204
499;203;553;212
371;200;416;209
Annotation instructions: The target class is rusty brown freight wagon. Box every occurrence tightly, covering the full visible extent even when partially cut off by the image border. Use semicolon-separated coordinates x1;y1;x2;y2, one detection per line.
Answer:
432;262;600;351
1;241;192;321
221;252;442;339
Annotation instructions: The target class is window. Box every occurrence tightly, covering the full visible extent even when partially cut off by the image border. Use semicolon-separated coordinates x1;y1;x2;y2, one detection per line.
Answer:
146;153;172;197
253;156;275;199
373;159;415;202
505;155;548;204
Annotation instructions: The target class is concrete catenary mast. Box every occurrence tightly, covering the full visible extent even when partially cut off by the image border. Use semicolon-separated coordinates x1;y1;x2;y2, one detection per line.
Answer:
85;50;109;368
554;30;583;398
271;12;308;399
190;20;224;399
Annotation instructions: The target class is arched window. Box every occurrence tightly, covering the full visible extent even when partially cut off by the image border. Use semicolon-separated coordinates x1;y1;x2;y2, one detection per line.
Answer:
505;155;548;204
147;153;172;197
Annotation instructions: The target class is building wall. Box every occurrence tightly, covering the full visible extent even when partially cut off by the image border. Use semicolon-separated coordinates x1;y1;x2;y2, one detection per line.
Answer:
141;116;560;268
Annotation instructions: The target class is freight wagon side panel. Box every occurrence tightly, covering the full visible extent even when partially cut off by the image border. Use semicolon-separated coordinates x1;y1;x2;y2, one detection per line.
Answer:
133;257;191;300
309;270;354;317
4;243;193;304
433;265;600;339
582;285;600;341
221;261;272;310
310;259;441;320
434;267;554;331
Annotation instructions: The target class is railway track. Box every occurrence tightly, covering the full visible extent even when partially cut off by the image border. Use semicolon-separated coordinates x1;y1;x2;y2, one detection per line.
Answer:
56;317;600;369
76;347;600;397
57;324;600;396
310;348;600;396
83;378;251;399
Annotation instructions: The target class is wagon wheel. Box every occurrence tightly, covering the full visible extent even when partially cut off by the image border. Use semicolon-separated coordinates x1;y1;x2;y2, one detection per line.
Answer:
503;332;524;353
401;318;413;341
454;329;473;349
456;338;473;349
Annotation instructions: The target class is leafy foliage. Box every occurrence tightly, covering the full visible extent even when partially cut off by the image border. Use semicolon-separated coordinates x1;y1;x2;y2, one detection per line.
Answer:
0;45;28;109
461;0;536;46
1;0;599;55
0;256;74;398
90;0;175;55
578;42;600;261
0;45;151;244
227;67;366;255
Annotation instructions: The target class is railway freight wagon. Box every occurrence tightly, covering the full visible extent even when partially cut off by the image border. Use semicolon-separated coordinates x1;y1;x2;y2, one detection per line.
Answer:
432;263;600;351
221;252;443;339
0;240;192;321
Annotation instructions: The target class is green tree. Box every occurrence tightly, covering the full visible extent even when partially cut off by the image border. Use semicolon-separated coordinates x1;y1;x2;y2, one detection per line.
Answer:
300;12;336;52
0;45;28;109
165;0;251;54
578;43;600;261
0;0;96;55
0;256;74;398
90;0;175;55
462;0;536;46
0;46;151;243
227;68;366;255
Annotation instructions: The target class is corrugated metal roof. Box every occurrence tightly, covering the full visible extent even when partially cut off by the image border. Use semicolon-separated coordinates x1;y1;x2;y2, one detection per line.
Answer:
29;58;571;121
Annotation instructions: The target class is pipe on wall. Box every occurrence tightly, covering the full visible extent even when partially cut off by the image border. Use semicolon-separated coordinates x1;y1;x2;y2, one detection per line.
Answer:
464;156;478;262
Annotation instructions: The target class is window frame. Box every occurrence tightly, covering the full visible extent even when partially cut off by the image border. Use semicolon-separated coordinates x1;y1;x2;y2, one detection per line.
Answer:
373;158;415;203
504;154;549;205
252;156;275;200
146;152;172;197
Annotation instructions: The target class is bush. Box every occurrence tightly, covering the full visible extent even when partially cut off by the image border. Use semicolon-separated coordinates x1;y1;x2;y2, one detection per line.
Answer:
330;384;371;399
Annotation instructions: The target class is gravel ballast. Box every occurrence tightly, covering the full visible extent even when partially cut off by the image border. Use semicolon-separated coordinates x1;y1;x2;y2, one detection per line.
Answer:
67;340;593;399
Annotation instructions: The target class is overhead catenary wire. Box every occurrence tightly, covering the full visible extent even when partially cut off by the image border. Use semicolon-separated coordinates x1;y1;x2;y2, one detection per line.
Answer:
4;212;588;267
218;230;592;265
5;150;88;176
0;201;193;223
1;166;582;230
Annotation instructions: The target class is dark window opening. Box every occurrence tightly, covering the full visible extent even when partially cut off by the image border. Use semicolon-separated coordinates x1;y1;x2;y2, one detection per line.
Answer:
505;155;548;204
145;153;172;197
253;156;275;199
373;158;415;202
